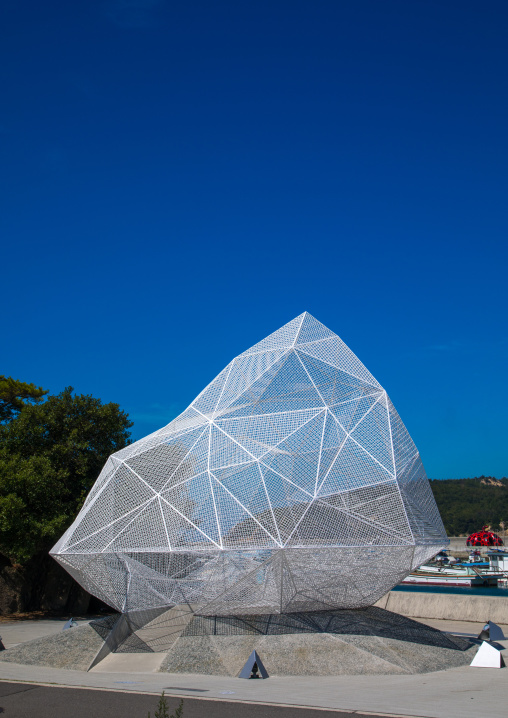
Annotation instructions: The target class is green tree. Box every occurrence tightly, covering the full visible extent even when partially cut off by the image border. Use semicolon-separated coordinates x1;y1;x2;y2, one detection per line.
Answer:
148;693;183;718
430;477;508;536
0;383;133;563
0;375;47;423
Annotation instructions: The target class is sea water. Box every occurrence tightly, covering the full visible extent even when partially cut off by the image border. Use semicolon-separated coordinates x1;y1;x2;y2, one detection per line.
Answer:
393;584;508;597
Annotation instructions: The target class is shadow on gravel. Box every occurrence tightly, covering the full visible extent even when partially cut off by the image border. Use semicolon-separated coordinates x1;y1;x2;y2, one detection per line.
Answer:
91;605;473;654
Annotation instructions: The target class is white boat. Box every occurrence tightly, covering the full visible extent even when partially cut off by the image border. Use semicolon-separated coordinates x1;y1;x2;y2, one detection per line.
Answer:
402;564;502;587
487;549;508;574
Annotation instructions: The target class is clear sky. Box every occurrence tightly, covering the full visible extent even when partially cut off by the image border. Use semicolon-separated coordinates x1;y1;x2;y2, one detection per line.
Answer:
2;1;507;479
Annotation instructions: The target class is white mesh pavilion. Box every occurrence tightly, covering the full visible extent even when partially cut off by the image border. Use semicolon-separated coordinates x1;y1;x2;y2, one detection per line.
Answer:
51;313;448;615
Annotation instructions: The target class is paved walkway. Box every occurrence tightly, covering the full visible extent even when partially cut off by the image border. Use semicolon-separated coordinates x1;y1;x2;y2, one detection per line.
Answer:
0;618;506;718
416;617;508;636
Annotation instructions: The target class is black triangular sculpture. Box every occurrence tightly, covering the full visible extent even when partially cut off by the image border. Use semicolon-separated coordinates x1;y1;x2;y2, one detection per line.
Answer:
0;636;5;651
478;620;505;643
238;650;269;679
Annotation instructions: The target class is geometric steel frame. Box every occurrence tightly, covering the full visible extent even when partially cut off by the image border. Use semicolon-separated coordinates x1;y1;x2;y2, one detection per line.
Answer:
51;313;448;615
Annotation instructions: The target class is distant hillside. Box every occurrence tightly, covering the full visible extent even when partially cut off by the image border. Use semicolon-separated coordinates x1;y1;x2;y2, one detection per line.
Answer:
429;477;508;536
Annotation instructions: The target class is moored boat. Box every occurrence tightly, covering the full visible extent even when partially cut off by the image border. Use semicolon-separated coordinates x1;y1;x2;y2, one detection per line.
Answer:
402;564;502;587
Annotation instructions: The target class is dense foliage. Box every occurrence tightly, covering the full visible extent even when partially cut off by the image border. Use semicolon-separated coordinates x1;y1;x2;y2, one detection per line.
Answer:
430;477;508;536
0;375;47;423
0;377;132;563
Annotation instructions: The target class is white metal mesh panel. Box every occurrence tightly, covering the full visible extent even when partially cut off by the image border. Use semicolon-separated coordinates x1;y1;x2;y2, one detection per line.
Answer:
51;313;448;614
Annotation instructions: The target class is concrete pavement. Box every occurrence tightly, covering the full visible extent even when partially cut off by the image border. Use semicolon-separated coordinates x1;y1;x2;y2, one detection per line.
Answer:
416;617;507;636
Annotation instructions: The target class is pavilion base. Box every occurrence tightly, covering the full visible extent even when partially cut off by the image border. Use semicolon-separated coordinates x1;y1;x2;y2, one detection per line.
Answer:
115;605;477;676
0;607;477;676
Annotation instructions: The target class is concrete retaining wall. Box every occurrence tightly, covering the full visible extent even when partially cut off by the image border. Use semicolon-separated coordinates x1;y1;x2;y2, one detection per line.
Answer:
447;537;468;552
375;590;508;623
447;536;506;554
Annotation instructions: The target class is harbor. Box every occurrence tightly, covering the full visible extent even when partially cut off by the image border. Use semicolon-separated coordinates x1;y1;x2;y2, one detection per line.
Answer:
402;565;502;587
401;532;508;587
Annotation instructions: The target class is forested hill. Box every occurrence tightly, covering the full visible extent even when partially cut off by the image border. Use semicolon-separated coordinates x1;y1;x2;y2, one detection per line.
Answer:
429;477;508;536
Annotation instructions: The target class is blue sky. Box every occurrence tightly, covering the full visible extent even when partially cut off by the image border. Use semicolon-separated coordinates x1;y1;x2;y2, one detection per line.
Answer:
2;0;507;479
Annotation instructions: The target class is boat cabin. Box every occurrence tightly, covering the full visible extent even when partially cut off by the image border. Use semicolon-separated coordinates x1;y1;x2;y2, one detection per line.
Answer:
487;550;508;573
